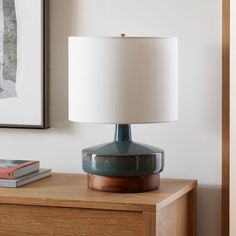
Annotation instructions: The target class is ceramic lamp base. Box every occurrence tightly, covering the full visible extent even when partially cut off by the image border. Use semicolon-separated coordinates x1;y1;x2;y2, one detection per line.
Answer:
87;173;160;193
82;124;164;193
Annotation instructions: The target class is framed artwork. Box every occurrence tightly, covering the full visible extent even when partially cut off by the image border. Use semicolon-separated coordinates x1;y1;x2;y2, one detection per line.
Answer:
0;0;49;128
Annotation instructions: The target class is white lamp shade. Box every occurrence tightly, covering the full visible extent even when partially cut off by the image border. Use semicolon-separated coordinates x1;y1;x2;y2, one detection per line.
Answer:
69;37;178;124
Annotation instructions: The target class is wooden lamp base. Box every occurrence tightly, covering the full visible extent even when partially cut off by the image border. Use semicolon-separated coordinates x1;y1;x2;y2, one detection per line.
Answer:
87;173;160;193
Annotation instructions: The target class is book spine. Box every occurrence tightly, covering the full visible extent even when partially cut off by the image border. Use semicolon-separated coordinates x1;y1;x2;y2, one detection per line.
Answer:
0;170;13;179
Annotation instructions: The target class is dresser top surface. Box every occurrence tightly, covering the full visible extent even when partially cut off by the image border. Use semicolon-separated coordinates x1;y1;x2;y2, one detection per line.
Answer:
0;173;197;212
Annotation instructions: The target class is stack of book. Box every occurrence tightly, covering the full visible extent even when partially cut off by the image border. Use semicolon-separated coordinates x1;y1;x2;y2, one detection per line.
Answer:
0;160;51;188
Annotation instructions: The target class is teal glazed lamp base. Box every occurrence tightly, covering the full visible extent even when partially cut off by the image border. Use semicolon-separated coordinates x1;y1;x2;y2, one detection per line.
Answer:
82;124;164;193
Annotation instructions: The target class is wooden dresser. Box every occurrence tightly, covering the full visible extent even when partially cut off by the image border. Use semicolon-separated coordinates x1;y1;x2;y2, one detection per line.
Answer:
0;173;197;236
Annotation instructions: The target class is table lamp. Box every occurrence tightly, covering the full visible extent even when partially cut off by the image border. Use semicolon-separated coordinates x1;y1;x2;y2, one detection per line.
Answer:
69;36;178;193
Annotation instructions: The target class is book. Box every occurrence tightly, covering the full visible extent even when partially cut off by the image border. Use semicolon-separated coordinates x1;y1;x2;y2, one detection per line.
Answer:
0;160;39;179
0;169;52;188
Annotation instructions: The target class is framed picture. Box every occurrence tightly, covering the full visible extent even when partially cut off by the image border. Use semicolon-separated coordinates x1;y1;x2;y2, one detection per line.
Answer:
0;0;49;128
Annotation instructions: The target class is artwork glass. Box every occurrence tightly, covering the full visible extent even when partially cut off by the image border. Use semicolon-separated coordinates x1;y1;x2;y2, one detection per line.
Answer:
0;0;48;128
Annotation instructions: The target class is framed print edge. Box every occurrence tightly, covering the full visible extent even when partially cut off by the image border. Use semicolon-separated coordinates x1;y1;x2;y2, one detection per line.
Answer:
0;0;50;129
43;0;50;129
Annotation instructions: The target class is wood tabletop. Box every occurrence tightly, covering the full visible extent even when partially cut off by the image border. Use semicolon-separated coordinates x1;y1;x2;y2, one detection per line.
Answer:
0;173;197;213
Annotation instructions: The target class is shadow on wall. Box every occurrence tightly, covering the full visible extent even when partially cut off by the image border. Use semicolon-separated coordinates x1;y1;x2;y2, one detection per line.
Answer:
197;185;221;236
50;0;81;128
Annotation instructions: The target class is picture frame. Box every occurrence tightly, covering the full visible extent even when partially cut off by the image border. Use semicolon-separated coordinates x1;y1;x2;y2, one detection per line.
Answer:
0;0;49;128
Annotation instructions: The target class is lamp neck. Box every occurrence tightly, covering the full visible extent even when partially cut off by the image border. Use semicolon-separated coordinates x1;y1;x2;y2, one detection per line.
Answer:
114;124;132;142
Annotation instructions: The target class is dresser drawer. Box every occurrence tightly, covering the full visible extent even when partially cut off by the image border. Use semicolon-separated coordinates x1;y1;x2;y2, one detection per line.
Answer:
0;204;142;236
0;175;197;236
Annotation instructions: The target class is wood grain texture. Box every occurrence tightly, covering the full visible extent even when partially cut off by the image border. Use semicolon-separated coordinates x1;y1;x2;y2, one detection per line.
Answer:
0;173;197;213
156;189;196;236
87;173;160;193
0;173;197;236
222;0;230;235
189;188;197;235
0;204;142;236
143;212;156;236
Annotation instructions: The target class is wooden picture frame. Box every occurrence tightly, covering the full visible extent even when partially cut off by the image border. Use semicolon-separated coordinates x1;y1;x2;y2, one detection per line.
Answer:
222;0;230;235
0;0;49;128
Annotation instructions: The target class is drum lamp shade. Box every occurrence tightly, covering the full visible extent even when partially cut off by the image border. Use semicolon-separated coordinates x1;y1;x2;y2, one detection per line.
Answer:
69;37;178;124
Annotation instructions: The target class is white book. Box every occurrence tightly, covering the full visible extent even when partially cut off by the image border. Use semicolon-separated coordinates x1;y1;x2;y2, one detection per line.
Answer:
0;169;51;188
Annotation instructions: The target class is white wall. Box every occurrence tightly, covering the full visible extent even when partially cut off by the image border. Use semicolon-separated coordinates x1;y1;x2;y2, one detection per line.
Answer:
230;0;236;235
0;1;221;235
